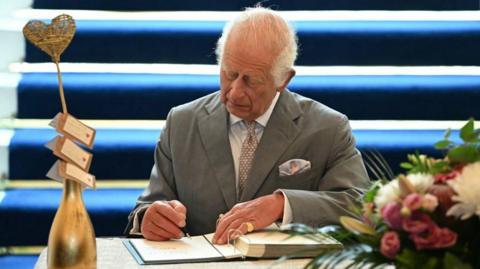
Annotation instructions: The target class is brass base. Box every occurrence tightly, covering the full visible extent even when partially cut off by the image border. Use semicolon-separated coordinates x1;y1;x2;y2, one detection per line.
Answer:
47;179;96;269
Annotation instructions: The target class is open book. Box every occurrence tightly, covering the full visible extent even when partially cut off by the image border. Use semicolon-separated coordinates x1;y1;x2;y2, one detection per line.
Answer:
123;227;343;265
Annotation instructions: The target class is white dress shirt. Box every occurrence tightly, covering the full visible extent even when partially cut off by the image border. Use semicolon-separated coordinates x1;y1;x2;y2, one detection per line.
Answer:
228;92;293;225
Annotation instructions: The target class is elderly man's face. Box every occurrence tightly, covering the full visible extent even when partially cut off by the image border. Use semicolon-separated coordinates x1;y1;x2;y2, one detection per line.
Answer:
220;36;280;121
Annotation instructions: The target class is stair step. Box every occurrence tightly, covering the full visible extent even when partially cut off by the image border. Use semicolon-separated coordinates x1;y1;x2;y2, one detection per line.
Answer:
9;128;158;179
7;128;459;179
17;72;480;120
32;0;479;11
24;20;480;66
0;255;38;269
0;188;142;246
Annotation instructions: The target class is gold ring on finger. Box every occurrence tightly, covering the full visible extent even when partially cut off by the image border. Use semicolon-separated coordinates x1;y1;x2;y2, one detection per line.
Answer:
245;222;255;233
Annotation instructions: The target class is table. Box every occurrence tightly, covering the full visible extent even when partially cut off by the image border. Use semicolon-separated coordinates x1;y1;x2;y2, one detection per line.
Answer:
34;238;312;269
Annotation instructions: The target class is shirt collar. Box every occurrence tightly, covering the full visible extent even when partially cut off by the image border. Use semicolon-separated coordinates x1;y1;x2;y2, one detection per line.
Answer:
229;92;280;127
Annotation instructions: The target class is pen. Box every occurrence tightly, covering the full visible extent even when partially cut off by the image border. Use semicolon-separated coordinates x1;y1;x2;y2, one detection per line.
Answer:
181;227;191;238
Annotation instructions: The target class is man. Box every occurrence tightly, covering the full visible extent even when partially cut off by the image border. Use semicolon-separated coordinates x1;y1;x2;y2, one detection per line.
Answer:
125;7;369;245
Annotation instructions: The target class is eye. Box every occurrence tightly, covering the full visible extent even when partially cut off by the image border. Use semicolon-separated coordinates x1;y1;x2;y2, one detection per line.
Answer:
244;76;262;87
225;71;238;81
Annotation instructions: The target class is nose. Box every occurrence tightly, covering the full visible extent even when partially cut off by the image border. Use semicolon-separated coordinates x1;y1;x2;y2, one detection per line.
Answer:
229;76;246;100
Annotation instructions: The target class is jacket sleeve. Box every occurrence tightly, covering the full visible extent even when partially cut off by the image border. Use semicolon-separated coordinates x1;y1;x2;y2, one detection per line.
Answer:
124;109;179;236
280;115;370;227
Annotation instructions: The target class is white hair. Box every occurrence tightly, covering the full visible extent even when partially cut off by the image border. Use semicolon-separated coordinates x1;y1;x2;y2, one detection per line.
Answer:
215;7;298;87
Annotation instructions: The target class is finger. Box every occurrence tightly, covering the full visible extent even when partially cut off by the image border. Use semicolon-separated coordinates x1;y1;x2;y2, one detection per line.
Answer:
143;203;184;238
149;211;184;238
168;200;187;216
216;218;247;245
214;209;247;244
143;228;169;241
152;202;185;227
213;213;237;243
142;213;177;240
145;219;179;239
213;205;251;241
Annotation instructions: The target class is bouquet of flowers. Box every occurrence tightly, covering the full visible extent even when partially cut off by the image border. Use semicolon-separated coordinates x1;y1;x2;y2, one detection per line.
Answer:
290;119;480;269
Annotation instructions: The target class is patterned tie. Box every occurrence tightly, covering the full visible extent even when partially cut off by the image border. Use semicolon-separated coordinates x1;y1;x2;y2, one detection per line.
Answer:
238;120;258;199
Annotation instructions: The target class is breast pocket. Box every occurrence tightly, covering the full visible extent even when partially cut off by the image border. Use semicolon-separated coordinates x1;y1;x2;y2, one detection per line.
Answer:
276;168;316;190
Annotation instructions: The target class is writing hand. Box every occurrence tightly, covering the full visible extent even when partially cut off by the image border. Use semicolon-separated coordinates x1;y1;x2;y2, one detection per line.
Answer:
141;200;187;241
213;193;284;244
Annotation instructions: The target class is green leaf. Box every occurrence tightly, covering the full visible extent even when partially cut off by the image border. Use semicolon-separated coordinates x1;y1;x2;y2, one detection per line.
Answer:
424;257;439;269
443;252;473;269
434;140;453;150
400;162;413;169
430;161;450;174
460;118;476;142
396;249;441;269
364;180;386;200
363;184;380;203
444;128;452;139
448;144;480;164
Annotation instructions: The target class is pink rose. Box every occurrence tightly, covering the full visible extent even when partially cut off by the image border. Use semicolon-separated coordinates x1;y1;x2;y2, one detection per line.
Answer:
402;212;432;234
403;193;422;210
434;171;459;184
436;227;458;248
380;231;401;259
421;194;438;212
434;165;464;184
381;202;403;230
410;226;457;250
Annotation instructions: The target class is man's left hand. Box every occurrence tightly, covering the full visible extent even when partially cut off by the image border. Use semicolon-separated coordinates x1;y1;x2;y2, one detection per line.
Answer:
213;193;284;244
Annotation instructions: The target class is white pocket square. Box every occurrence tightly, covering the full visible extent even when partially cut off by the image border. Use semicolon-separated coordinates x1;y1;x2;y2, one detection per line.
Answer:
279;159;311;177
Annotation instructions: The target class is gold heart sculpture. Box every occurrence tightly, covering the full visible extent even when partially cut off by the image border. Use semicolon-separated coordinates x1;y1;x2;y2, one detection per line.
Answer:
23;14;76;63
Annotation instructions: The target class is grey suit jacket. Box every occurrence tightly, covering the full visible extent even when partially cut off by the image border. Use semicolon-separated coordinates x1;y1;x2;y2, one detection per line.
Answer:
126;90;369;236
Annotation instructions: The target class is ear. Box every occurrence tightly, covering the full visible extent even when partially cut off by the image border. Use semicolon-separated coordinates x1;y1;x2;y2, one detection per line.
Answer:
277;69;296;92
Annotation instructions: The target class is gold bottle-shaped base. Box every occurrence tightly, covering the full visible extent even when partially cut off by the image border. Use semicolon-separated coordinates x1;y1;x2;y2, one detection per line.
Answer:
47;179;97;269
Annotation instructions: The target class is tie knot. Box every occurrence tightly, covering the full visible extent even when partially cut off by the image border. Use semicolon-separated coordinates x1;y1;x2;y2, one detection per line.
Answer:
244;121;256;136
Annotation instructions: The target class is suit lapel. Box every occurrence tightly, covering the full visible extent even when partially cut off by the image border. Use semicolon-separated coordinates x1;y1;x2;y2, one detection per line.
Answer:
197;95;237;209
240;90;303;202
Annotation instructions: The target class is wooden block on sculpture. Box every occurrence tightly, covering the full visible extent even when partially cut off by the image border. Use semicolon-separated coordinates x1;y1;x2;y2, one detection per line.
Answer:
46;160;63;183
49;113;95;149
47;160;96;188
46;135;93;171
59;160;96;188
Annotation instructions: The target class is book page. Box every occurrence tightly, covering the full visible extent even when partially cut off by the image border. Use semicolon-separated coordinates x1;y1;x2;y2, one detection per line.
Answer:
242;231;322;245
203;233;242;259
129;236;224;263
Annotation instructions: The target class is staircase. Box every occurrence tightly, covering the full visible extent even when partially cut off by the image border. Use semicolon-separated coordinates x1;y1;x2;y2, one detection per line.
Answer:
1;0;479;268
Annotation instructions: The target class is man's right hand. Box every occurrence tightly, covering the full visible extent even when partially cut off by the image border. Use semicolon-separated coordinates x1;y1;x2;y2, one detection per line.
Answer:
141;200;187;241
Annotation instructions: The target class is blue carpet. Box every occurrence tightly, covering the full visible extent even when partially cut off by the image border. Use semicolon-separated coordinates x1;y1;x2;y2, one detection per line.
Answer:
0;255;38;269
25;20;480;65
0;188;142;246
33;0;479;11
18;73;480;120
8;128;458;180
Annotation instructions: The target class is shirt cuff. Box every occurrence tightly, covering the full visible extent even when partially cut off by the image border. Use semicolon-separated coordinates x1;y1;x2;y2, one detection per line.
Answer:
275;190;293;226
129;205;150;236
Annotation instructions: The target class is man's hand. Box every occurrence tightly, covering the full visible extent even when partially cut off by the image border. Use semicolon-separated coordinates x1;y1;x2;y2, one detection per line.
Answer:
141;200;187;241
213;193;284;244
